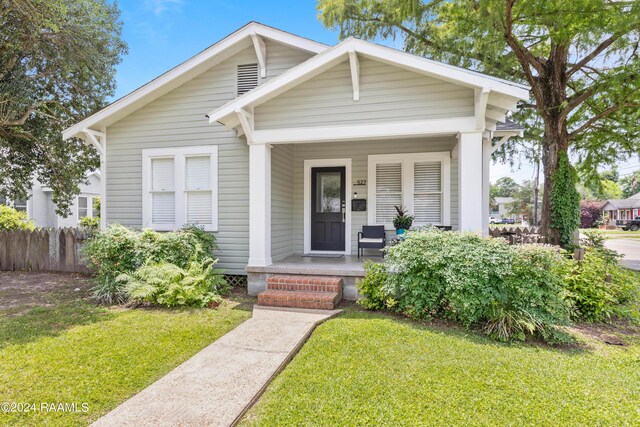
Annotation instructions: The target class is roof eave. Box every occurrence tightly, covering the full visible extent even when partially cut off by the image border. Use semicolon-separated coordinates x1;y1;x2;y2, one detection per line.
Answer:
63;22;328;140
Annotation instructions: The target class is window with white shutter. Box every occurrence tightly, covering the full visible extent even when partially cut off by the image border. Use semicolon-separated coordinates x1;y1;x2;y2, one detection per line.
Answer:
368;152;450;229
142;146;218;231
375;163;402;224
237;63;259;96
413;162;442;224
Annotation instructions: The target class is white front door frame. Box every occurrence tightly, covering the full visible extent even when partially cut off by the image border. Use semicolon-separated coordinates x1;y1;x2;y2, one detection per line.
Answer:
304;158;352;255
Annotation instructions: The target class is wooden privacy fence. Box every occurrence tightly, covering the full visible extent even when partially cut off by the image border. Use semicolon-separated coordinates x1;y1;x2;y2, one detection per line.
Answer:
0;228;91;273
489;226;546;245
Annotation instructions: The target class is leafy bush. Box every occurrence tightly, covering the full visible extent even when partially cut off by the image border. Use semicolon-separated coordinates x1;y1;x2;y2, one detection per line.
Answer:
118;258;229;308
580;201;605;228
0;205;35;231
356;261;390;310
565;248;639;322
79;216;100;233
364;228;572;342
83;224;220;304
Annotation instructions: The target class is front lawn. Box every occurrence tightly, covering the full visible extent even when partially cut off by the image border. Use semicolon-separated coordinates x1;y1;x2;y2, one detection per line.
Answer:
0;273;251;426
242;309;640;426
580;228;640;235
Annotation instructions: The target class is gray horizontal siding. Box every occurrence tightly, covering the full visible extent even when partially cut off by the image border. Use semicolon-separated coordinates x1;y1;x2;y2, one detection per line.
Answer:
255;57;475;130
106;41;312;274
271;144;294;261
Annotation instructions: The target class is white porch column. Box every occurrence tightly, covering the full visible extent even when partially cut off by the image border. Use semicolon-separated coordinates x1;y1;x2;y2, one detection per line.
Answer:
100;128;107;230
481;137;492;235
248;143;272;266
457;132;484;232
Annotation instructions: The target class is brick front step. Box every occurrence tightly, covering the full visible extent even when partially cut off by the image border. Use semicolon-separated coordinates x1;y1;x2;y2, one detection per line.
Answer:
257;289;341;310
266;275;342;293
257;275;343;309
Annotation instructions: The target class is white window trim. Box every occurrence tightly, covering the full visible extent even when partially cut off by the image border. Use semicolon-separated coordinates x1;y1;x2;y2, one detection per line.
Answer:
76;195;92;220
367;152;450;230
142;145;218;232
303;158;352;255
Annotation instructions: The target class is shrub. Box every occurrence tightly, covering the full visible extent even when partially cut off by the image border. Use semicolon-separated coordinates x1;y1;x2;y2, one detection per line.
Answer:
564;248;639;322
83;224;220;304
0;205;35;231
369;228;571;342
580;201;605;228
118;258;230;308
356;261;390;310
79;216;100;233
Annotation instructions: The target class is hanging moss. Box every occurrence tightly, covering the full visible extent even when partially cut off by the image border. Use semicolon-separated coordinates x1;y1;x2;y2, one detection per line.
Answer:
550;151;580;247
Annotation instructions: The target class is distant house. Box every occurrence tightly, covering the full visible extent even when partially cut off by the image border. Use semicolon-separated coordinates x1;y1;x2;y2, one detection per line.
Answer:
0;172;101;228
492;197;515;219
602;192;640;222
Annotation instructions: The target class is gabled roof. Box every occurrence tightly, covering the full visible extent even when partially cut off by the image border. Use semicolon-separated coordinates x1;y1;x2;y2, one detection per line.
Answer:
494;197;515;204
208;37;530;125
63;22;327;140
603;198;640;210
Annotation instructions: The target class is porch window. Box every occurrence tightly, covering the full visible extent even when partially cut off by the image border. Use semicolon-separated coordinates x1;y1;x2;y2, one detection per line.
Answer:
368;152;450;229
142;146;218;231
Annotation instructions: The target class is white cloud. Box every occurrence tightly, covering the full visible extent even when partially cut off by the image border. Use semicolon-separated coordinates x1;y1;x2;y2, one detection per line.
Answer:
144;0;183;16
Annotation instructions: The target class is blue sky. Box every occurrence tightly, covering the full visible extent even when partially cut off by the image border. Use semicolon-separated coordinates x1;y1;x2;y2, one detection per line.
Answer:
111;0;638;183
113;0;339;100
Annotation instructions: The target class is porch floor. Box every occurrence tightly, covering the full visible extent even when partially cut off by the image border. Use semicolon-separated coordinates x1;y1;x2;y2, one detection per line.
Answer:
247;254;382;277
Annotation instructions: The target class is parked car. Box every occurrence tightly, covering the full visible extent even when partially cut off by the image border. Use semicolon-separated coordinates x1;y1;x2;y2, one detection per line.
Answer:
501;218;516;225
489;216;499;224
621;217;640;231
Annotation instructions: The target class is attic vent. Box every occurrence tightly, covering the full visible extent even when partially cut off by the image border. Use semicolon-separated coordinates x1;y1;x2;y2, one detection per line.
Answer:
237;63;259;96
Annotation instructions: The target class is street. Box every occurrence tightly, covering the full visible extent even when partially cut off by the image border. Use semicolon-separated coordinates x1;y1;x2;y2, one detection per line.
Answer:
605;238;640;271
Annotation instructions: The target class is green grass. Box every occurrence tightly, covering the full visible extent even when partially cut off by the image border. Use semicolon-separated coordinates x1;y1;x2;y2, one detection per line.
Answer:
242;309;640;427
0;296;251;426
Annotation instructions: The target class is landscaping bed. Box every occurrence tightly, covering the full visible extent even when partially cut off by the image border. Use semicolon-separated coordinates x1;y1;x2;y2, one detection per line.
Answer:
242;307;640;426
0;271;252;426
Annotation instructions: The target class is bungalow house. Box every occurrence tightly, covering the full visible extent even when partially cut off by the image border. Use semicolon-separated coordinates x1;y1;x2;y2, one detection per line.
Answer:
1;172;101;228
491;196;516;221
63;22;528;302
602;192;640;223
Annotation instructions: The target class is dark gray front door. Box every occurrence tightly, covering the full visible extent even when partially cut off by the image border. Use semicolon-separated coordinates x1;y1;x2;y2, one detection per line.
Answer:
311;167;346;251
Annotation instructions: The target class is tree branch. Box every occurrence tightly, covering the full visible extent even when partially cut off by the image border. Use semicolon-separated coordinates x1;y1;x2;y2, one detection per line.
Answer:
567;33;623;78
569;103;640;137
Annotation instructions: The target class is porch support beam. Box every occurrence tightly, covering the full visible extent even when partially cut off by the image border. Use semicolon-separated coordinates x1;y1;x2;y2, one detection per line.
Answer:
81;127;107;230
348;49;360;101
248;143;272;267
248;117;477;145
490;135;512;154
251;33;267;78
482;136;492;235
457;131;484;233
475;87;490;129
235;108;254;143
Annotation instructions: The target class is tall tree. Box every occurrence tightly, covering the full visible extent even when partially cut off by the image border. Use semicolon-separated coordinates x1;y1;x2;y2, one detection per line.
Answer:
619;170;640;197
491;177;520;198
0;0;127;213
318;0;640;245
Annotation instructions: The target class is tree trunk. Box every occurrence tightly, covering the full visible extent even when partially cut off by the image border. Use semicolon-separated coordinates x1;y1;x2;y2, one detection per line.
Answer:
539;117;570;245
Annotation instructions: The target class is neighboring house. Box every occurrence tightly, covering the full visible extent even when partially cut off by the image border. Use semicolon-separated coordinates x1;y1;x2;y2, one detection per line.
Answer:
492;197;516;220
602;192;640;222
0;172;101;228
63;22;528;277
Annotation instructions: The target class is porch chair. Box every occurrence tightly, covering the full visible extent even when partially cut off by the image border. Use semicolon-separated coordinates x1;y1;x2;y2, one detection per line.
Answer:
358;225;386;259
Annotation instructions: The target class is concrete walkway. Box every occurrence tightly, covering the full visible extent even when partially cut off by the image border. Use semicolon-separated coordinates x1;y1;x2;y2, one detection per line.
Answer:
92;305;339;427
606;238;640;271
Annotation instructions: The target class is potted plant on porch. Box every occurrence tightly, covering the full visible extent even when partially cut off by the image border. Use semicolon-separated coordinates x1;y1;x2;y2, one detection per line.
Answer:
393;206;414;236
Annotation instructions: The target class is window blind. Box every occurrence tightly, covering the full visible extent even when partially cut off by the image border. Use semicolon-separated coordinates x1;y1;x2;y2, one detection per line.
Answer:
151;158;175;224
185;156;212;225
375;163;402;224
413;161;442;224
